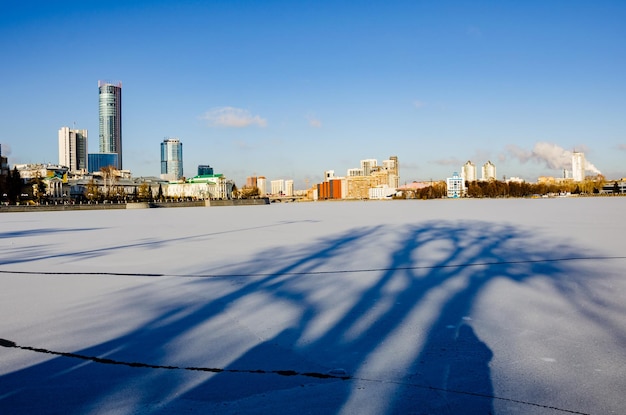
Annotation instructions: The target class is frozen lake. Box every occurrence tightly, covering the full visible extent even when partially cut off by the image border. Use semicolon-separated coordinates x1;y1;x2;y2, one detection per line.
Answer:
1;198;625;414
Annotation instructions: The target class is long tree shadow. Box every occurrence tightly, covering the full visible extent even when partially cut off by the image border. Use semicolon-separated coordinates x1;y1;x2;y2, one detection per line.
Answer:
0;220;623;414
176;221;571;414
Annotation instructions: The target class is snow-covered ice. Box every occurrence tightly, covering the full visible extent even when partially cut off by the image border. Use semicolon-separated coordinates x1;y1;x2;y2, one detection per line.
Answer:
1;198;625;414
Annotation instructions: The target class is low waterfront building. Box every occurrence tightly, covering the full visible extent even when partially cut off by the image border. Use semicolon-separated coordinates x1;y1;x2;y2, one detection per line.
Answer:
446;172;464;198
369;185;396;199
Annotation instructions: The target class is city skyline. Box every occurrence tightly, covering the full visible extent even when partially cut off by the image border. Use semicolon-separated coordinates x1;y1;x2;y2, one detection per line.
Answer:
1;1;625;188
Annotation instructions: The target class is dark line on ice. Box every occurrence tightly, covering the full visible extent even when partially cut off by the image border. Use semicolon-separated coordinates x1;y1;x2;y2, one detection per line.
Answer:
0;338;349;380
0;270;165;277
356;377;592;415
1;256;624;278
0;338;591;414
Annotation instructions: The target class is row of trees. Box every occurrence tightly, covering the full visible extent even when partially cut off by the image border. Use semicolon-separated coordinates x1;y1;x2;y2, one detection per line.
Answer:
232;185;261;199
399;177;611;200
412;181;447;199
1;168;21;203
0;167;35;204
83;179;164;203
0;165;129;205
465;178;607;198
83;181;201;203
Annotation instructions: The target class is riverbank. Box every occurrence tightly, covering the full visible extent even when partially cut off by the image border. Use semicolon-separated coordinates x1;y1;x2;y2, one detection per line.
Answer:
0;198;270;213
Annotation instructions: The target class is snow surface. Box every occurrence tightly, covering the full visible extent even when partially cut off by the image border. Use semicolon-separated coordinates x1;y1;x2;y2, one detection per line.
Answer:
1;198;625;415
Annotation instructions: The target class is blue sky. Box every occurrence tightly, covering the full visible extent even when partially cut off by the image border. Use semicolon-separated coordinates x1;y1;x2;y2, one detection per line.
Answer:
1;0;625;188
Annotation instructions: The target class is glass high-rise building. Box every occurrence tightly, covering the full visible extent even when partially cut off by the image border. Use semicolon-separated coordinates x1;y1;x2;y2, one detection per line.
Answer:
98;81;122;169
88;153;119;173
198;165;214;176
161;138;183;181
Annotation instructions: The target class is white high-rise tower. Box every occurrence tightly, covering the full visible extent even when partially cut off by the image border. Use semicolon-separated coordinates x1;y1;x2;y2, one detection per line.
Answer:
572;151;585;182
58;126;88;172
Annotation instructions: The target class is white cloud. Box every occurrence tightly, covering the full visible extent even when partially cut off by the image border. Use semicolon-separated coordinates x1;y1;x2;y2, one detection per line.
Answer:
309;118;322;128
433;157;462;167
400;161;420;171
413;100;425;109
307;114;322;128
618;144;626;151
201;107;267;128
505;144;532;163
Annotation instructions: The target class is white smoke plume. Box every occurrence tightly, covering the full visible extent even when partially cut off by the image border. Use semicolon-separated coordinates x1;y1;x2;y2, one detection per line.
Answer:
506;142;601;174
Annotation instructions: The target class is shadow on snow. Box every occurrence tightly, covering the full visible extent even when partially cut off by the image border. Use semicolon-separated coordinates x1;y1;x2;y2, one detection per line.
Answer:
0;220;623;414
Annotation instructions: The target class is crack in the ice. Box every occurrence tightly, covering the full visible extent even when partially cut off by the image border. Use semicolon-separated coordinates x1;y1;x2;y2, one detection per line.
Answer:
0;337;592;414
1;255;624;278
0;338;349;380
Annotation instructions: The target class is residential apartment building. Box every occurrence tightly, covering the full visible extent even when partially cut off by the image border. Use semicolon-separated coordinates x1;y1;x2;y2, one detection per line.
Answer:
383;156;400;188
360;159;378;176
271;179;285;195
481;161;496;181
461;160;477;183
347;168;364;177
317;179;342;200
285;179;294;197
257;176;267;196
572;151;585;182
246;176;258;188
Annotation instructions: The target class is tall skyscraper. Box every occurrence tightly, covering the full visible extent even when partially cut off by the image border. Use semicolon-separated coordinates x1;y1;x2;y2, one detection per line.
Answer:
98;81;122;169
58;126;88;172
161;138;183;181
572;151;585;182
